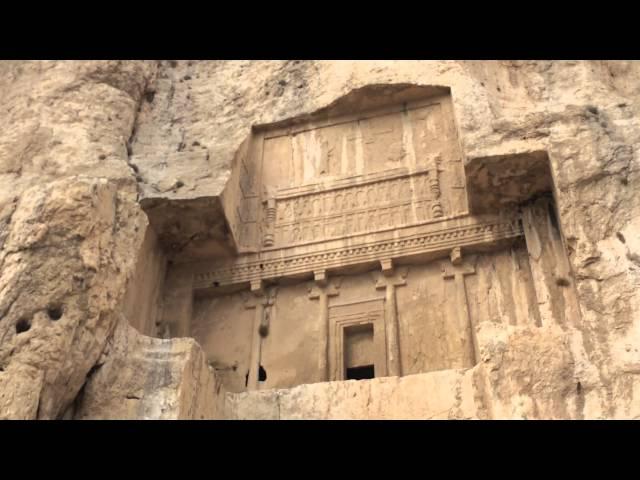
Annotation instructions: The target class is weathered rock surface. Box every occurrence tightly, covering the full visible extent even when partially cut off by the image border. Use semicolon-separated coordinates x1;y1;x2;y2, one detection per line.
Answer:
0;176;147;419
1;60;639;419
226;369;479;420
73;319;222;419
225;324;597;420
0;61;156;419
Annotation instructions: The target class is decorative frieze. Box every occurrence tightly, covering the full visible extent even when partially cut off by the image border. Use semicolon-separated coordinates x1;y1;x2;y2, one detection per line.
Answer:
267;167;449;248
193;216;523;291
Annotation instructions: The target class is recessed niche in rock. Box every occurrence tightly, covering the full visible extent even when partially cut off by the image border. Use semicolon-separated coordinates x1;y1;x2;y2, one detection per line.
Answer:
47;305;63;321
142;85;581;394
15;317;31;334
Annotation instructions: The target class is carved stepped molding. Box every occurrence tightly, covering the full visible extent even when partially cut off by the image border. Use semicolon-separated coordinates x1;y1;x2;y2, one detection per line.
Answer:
193;216;523;291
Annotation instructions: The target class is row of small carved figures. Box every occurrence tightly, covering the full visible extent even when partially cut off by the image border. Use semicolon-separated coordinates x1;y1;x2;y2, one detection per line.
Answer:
269;200;445;245
274;172;442;221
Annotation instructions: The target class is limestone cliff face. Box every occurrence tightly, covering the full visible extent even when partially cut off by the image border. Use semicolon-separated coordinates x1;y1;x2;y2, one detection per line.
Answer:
0;60;639;419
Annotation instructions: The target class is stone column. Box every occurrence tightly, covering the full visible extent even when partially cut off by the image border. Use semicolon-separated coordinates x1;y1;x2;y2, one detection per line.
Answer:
430;156;444;218
442;248;479;366
243;280;276;391
308;271;341;382
374;259;408;377
262;196;277;247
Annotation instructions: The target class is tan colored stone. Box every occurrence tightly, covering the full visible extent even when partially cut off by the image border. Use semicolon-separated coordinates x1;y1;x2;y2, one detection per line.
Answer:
1;60;639;419
73;320;223;420
226;369;479;420
0;176;148;418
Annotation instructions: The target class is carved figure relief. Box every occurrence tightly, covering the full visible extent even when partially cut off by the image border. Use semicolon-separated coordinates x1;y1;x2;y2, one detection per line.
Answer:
180;90;580;395
270;168;450;247
247;96;467;251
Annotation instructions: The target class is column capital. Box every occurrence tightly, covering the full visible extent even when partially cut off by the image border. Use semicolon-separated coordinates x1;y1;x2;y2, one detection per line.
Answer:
380;258;394;277
442;255;477;279
243;283;276;309
450;247;463;266
308;275;341;299
250;279;264;296
313;270;327;286
373;267;408;289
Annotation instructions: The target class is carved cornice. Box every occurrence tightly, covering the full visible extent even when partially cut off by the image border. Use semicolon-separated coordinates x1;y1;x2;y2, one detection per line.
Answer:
193;216;523;291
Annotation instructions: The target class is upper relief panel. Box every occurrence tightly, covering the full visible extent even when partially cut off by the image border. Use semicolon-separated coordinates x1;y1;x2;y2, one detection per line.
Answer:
235;90;467;252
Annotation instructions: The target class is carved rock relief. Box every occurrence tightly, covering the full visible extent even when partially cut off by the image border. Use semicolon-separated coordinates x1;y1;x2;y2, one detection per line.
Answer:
193;218;523;290
273;168;446;247
250;95;466;250
183;90;581;396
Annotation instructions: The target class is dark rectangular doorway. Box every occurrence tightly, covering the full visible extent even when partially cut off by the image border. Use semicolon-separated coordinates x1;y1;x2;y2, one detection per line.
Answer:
346;364;375;380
